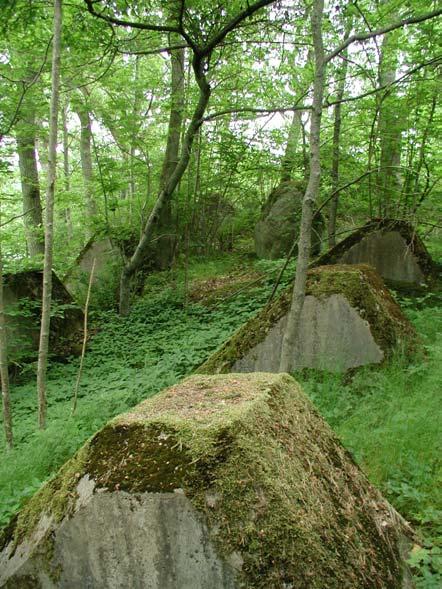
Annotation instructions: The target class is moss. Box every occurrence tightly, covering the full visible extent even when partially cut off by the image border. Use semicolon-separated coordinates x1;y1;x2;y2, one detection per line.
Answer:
1;374;412;588
198;264;415;375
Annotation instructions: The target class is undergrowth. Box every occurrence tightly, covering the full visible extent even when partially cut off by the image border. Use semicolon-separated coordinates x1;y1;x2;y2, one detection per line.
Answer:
0;254;440;586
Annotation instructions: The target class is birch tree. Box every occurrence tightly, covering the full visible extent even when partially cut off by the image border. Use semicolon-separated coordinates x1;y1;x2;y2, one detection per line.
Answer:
36;0;62;430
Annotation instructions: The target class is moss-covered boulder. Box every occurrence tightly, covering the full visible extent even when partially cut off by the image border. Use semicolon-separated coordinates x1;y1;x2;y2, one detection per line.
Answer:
255;181;324;259
0;373;414;588
198;265;415;374
316;219;437;291
3;270;83;364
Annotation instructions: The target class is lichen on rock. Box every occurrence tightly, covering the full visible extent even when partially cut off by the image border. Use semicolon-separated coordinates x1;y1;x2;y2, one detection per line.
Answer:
0;373;414;588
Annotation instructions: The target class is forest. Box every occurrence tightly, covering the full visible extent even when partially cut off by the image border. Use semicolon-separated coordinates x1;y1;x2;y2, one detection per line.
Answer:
0;0;441;587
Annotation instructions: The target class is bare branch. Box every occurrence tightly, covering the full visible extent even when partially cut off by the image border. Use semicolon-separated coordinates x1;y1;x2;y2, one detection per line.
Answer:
326;8;442;63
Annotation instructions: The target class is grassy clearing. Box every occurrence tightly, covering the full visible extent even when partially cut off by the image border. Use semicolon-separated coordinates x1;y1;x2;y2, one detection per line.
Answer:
0;254;440;585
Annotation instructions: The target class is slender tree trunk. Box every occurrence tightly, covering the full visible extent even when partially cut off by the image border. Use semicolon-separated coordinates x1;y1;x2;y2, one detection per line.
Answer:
61;100;73;240
75;88;97;228
16;110;44;257
0;219;13;449
327;25;351;248
156;34;185;268
377;31;402;216
119;54;211;315
279;0;325;372
36;0;62;430
280;110;303;183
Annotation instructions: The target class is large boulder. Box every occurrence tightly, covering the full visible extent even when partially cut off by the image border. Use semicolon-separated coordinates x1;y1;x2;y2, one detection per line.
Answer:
3;270;83;364
198;265;415;374
0;373;414;588
63;237;121;304
255;181;324;259
316;219;437;291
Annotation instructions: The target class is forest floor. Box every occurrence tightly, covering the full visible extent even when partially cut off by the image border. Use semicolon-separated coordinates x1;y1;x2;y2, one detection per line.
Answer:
0;250;440;587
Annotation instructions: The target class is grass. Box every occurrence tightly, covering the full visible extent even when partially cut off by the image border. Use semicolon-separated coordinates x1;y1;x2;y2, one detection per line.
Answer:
0;253;440;586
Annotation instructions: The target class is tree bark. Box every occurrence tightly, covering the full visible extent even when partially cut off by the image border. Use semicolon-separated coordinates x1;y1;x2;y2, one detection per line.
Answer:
61;100;73;239
279;0;325;372
280;110;303;183
0;221;13;449
377;31;402;216
74;88;97;228
36;0;62;430
156;32;186;268
16;110;44;257
327;25;351;248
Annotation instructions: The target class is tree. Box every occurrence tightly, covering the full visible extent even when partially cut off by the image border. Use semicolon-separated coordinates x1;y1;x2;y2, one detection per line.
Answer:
280;2;442;372
83;0;278;315
36;0;62;430
0;216;13;449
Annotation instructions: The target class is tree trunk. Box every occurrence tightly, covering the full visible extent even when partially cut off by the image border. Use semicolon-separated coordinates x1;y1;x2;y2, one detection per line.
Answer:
156;33;186;268
16;110;44;257
280;110;303;183
61;100;73;240
327;25;351;248
75;88;97;228
377;31;402;216
279;0;325;372
36;0;62;430
119;53;210;315
0;221;13;449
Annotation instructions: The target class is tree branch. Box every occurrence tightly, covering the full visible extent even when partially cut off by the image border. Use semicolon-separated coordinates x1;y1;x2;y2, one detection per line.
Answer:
326;8;442;63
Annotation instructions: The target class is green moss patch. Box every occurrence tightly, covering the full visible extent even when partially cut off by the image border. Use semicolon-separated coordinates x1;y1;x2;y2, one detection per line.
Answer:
2;373;413;588
198;264;415;374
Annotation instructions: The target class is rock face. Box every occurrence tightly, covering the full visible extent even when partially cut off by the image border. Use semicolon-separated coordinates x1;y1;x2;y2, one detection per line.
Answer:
0;373;413;589
63;237;120;303
3;270;83;364
198;265;415;374
255;181;324;259
316;219;437;290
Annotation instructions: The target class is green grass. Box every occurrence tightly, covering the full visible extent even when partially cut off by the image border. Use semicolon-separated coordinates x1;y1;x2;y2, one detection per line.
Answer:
0;256;440;585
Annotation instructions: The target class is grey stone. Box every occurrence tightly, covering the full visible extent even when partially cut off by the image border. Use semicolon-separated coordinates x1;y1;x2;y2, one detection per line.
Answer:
198;265;414;375
316;219;436;290
339;231;424;285
0;488;237;589
3;270;83;364
255;181;324;259
0;373;414;589
232;294;384;373
63;237;119;302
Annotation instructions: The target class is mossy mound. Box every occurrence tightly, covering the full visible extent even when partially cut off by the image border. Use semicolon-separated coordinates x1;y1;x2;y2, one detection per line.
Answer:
315;219;438;291
0;373;413;588
198;265;415;374
3;270;83;364
255;180;324;259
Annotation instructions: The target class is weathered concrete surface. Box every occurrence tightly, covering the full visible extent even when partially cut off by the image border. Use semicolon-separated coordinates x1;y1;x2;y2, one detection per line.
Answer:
316;219;436;290
3;270;83;364
255;180;324;259
0;373;414;589
1;489;237;589
198;265;415;374
232;294;383;372
64;237;120;303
